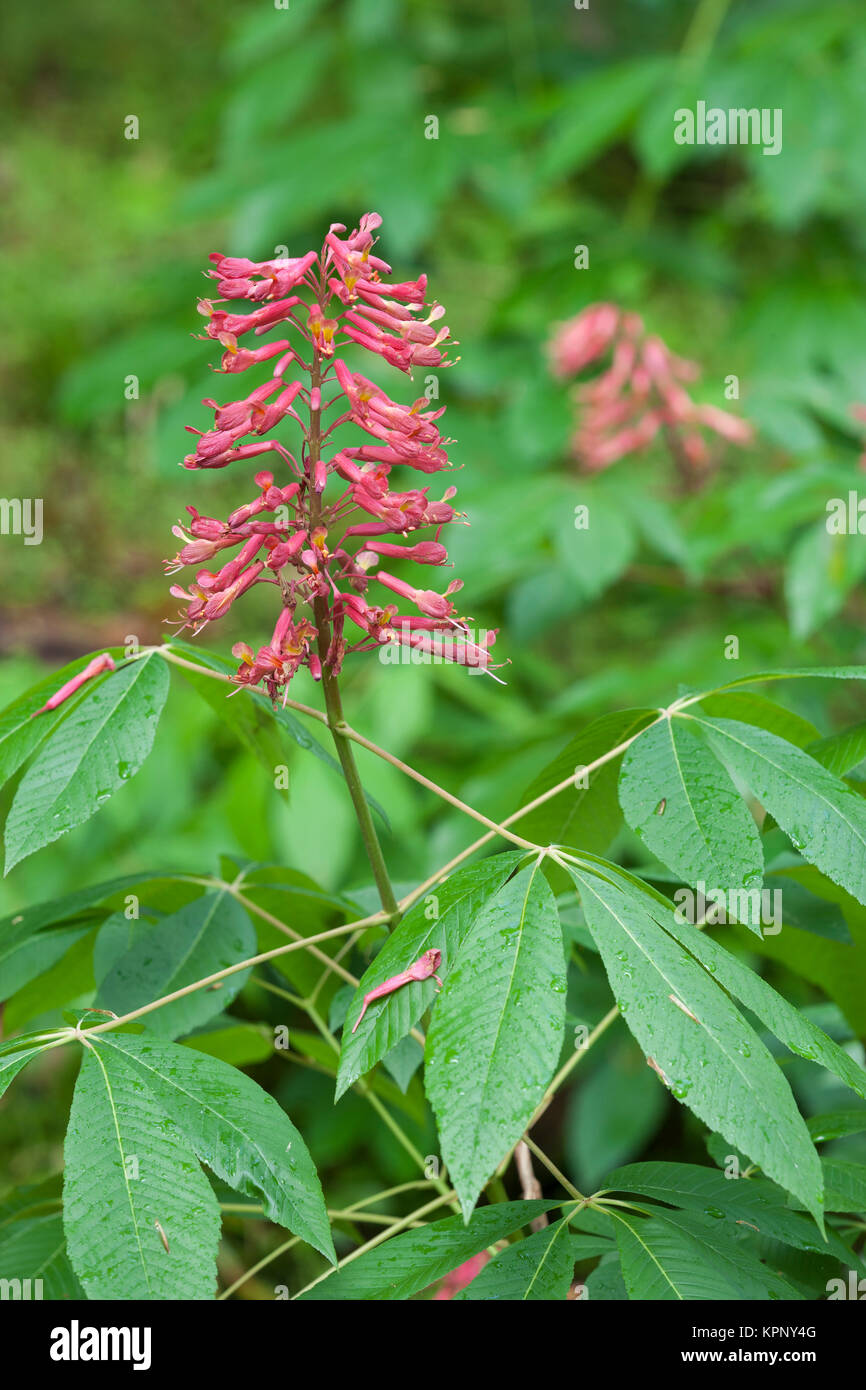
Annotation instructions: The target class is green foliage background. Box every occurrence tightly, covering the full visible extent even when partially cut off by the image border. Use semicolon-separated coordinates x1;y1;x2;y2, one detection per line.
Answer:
3;0;866;1296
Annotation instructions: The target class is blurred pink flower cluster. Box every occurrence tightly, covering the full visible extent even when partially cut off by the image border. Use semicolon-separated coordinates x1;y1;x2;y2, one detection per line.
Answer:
167;214;499;700
549;303;753;474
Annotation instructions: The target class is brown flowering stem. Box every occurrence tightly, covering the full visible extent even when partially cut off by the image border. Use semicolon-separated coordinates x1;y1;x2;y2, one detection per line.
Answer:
514;1140;549;1232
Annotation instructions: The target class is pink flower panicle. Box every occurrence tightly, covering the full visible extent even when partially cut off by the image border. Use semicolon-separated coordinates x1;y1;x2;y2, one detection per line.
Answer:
168;214;499;700
549;303;753;474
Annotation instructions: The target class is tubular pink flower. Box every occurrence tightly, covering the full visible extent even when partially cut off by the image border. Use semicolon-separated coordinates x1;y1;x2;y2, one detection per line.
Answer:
168;215;499;694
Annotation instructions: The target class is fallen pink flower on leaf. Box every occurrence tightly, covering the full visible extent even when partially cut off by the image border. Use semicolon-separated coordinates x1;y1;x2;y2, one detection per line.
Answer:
31;653;116;718
350;948;443;1033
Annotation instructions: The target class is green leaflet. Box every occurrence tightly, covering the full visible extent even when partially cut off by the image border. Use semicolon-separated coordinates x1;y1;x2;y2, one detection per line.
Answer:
690;715;866;907
633;882;866;1105
1;923;93;1002
584;1257;628;1300
699;667;866;693
0;872;199;945
0;1043;51;1099
807;718;866;776
602;1161;855;1265
63;1047;221;1299
456;1216;579;1300
99;1032;334;1262
425;861;567;1219
4;654;169;873
819;1159;866;1213
612;1207;802;1301
696;692;820;748
0;1213;82;1299
336;852;524;1099
297;1200;560;1300
517;708;656;854
808;1110;866;1143
566;866;825;1226
618;717;764;915
96;890;256;1039
380;1034;424;1093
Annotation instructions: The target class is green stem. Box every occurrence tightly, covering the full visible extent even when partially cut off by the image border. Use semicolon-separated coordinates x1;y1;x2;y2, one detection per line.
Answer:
680;0;733;68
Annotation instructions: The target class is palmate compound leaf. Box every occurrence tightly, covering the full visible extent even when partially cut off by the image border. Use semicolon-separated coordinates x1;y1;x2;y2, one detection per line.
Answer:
98;1032;334;1262
336;852;525;1099
688;715;866;907
95;889;256;1039
297;1200;561;1300
63;1045;221;1300
565;866;825;1227
425;861;567;1220
618;716;764;930
4;653;169;873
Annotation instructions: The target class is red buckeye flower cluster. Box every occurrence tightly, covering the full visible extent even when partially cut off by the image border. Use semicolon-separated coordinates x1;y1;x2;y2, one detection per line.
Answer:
549;303;753;474
167;213;500;703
